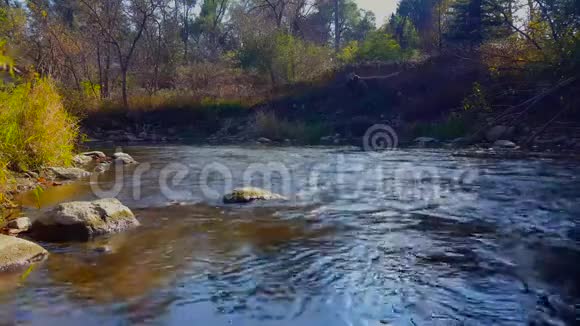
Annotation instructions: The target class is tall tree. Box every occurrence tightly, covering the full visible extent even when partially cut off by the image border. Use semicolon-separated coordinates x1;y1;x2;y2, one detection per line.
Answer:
80;0;159;107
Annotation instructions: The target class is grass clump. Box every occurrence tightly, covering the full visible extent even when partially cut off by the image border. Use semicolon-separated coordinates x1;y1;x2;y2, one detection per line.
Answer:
0;78;79;170
411;113;473;140
0;78;78;209
254;111;329;144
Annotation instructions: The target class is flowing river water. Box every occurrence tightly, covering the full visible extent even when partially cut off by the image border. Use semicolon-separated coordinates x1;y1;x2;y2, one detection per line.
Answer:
1;145;579;325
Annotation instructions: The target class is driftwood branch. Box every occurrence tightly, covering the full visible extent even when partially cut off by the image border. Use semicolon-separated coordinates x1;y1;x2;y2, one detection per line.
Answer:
467;77;577;143
523;103;571;148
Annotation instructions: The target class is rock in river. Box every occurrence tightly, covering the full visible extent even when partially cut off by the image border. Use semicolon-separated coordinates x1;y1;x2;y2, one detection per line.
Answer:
257;137;272;144
6;217;32;234
31;198;140;241
47;167;91;180
82;151;107;159
223;187;287;204
73;151;108;167
493;140;517;149
0;234;48;272
113;152;138;165
72;154;94;167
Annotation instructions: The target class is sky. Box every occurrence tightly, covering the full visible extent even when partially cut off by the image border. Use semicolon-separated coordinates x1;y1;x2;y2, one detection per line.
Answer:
356;0;399;26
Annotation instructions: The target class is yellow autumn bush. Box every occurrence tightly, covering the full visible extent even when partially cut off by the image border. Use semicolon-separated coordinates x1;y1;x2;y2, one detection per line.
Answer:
0;78;79;210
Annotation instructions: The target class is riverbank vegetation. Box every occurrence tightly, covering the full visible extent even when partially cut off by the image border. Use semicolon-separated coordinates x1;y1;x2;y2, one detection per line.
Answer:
1;0;580;210
0;75;79;213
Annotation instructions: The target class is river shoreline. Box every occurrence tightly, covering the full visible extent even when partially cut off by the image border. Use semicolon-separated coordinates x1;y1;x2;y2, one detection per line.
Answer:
2;139;579;223
1;145;579;325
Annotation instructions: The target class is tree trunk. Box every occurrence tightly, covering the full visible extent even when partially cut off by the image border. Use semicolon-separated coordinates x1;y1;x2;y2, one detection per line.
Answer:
97;43;104;99
437;4;443;51
121;66;128;108
334;0;340;53
103;44;110;98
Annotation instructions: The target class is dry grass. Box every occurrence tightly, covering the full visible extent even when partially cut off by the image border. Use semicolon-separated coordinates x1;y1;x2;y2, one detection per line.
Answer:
0;78;78;210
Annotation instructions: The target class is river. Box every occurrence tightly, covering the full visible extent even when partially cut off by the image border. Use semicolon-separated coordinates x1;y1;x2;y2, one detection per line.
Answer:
1;145;579;325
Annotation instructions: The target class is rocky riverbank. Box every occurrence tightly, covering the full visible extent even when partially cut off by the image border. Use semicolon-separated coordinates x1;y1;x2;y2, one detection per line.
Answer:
0;197;140;271
0;151;138;226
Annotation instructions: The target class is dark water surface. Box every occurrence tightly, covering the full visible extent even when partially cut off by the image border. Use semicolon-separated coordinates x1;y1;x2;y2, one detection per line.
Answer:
2;146;580;325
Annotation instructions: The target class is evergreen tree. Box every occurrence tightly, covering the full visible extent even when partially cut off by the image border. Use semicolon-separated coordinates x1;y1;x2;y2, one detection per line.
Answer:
445;0;513;46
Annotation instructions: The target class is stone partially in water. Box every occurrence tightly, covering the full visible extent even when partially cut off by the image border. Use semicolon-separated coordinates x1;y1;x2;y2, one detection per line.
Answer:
257;137;272;144
113;152;138;165
73;151;108;167
72;154;94;167
223;188;287;204
47;167;91;180
31;198;140;241
0;234;48;272
94;162;111;173
493;140;517;149
81;151;107;159
6;217;32;233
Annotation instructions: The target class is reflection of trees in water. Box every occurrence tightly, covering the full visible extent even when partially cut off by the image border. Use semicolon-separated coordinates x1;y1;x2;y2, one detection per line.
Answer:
46;203;335;319
18;182;93;209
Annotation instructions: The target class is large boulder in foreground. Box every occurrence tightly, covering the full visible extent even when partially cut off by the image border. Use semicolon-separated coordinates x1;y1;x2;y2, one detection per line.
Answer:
0;235;48;272
31;198;140;241
223;188;287;204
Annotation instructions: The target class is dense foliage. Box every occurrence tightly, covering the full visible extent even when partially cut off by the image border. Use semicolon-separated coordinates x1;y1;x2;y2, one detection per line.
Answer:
1;0;579;209
0;0;416;108
1;9;78;210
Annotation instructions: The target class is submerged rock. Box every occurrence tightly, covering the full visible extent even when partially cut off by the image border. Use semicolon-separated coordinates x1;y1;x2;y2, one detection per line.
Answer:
31;198;140;241
47;167;91;180
223;187;287;204
113;152;138;165
0;234;48;272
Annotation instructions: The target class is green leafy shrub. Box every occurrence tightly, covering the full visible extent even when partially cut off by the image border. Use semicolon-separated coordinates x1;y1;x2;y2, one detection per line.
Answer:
238;32;334;84
338;41;360;64
358;31;404;62
462;82;489;111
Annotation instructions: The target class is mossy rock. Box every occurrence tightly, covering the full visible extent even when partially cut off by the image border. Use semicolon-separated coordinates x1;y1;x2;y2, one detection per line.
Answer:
223;188;287;204
0;235;48;272
31;198;140;242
